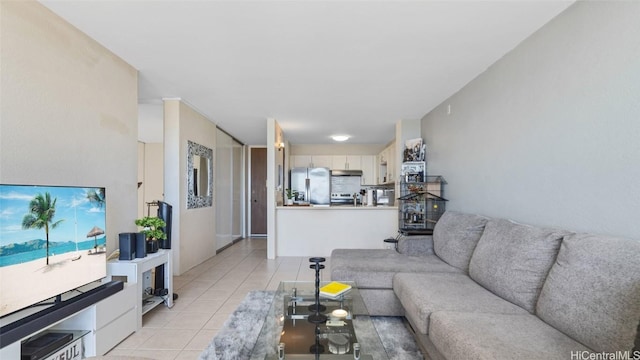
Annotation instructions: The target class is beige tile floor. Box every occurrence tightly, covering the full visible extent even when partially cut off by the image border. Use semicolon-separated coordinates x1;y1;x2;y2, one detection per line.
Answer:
105;238;332;359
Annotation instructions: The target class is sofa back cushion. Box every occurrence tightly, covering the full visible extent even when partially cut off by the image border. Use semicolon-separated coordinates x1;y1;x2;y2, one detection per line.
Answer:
432;211;489;272
536;233;640;353
468;218;568;313
635;321;640;353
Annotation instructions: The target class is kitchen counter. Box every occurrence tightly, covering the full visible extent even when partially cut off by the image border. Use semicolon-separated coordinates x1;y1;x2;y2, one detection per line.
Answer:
278;205;396;209
275;206;397;256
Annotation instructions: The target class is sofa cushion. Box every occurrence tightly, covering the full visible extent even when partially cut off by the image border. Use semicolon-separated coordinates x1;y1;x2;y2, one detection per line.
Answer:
432;211;489;272
397;235;435;256
429;311;591;360
358;289;405;316
536;233;640;353
393;272;527;335
331;249;460;289
468;218;568;313
636;320;640;352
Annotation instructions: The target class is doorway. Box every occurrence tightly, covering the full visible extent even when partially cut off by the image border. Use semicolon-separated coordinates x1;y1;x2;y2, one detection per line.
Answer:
250;147;267;236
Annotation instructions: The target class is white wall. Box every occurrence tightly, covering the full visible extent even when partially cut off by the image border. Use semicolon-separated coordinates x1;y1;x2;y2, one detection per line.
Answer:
164;99;217;275
138;143;145;219
0;1;139;254
422;1;640;240
266;119;284;259
139;142;164;218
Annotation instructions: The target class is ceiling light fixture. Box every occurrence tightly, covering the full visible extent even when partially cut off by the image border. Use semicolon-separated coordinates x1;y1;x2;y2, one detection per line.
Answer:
331;135;350;142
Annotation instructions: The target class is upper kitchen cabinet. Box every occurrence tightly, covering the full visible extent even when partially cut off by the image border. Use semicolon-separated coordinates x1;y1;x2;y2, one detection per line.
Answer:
377;142;396;184
291;155;332;169
291;155;311;168
388;144;396;183
331;155;362;170
312;155;332;168
333;155;374;185
360;155;376;185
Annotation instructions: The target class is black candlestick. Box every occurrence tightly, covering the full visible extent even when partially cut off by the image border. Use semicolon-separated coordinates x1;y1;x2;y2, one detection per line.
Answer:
307;257;327;323
309;322;325;355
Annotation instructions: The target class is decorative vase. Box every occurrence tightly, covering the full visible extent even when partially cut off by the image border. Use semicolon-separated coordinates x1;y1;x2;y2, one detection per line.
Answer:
146;240;159;254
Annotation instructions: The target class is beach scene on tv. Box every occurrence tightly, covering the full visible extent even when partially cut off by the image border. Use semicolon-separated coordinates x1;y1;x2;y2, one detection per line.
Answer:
0;185;108;318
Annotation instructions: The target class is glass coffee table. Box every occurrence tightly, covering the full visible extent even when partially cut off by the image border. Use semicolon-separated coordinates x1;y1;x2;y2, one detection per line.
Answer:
250;281;388;360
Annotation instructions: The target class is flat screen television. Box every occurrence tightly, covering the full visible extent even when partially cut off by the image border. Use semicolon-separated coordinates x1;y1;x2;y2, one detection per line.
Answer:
0;184;107;318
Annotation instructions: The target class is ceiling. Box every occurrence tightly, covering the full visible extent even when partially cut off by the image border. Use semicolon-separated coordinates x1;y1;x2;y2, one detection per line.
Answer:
40;1;573;145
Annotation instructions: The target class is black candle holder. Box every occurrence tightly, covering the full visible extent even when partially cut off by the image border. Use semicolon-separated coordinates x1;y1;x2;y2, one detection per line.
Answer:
309;322;324;355
307;257;327;324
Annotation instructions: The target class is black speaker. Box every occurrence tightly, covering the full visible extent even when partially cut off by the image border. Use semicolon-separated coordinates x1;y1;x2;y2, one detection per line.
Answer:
118;233;136;260
154;264;165;293
135;232;147;258
157;201;173;249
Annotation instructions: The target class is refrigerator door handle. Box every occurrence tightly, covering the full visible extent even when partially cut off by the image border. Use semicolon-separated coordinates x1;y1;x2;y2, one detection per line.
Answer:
305;178;310;204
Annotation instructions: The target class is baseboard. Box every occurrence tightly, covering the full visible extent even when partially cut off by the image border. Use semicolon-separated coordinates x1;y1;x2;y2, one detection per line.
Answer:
216;237;244;254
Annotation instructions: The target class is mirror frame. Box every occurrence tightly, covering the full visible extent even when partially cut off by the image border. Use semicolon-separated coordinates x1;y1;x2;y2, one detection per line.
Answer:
187;140;213;208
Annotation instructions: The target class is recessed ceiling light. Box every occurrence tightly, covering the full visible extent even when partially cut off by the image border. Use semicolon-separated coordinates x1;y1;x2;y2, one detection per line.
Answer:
331;135;350;142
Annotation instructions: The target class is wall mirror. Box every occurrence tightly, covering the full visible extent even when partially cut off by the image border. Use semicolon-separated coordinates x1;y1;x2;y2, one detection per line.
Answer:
187;140;213;208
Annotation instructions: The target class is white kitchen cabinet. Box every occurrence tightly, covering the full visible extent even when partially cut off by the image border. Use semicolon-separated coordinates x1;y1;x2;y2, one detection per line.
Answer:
377;142;395;184
346;155;362;170
360;155;376;185
387;143;396;183
291;155;312;168
291;155;333;169
378;149;388;184
332;155;347;170
312;155;333;168
331;155;362;170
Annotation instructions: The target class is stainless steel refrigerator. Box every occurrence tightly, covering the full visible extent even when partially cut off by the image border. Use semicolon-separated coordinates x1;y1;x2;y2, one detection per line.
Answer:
290;167;331;206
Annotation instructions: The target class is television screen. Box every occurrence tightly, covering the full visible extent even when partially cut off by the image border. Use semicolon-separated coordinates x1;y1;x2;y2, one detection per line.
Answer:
0;184;107;318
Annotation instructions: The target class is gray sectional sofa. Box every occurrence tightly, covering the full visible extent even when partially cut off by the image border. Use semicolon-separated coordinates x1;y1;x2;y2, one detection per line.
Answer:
331;211;640;360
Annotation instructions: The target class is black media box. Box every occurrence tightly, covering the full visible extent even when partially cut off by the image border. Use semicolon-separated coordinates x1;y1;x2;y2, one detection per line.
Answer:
21;331;73;360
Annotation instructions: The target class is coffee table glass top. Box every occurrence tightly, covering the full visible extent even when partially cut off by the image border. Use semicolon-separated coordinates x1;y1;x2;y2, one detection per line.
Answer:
250;281;389;360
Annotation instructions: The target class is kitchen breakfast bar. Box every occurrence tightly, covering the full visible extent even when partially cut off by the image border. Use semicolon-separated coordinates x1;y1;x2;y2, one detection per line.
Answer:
275;205;397;257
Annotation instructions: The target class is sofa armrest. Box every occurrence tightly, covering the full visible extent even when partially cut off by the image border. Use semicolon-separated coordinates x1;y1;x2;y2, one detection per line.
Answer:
397;235;435;256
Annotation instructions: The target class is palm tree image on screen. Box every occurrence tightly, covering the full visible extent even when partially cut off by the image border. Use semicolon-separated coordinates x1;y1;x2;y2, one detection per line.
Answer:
21;192;63;265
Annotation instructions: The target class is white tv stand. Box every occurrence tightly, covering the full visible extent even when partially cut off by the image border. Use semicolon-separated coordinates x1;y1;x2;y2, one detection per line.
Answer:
106;249;173;329
0;281;136;359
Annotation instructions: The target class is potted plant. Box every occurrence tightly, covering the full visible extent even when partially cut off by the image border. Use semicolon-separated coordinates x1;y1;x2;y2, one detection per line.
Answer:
134;216;166;254
285;188;295;206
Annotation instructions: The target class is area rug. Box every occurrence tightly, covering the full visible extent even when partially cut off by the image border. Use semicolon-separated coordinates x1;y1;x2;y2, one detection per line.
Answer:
199;290;423;360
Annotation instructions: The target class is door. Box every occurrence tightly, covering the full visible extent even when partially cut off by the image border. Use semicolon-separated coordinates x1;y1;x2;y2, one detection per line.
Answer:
250;147;267;235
